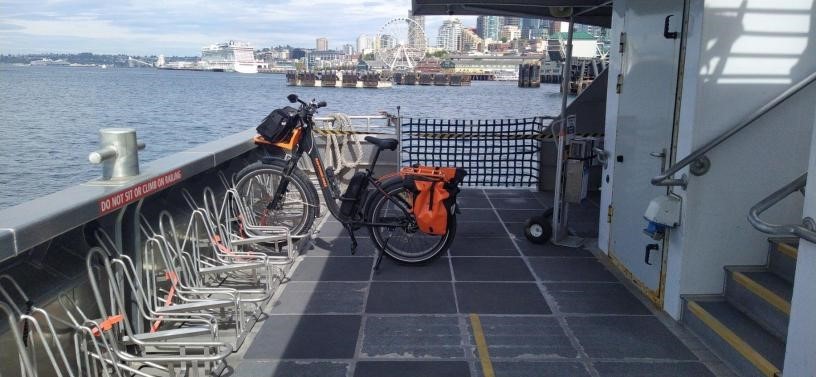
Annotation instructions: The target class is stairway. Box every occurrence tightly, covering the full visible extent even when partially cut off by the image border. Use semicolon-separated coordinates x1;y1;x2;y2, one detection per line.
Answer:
682;238;797;377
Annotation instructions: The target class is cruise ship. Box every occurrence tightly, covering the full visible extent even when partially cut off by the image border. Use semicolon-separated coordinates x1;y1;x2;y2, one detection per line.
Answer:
200;40;263;74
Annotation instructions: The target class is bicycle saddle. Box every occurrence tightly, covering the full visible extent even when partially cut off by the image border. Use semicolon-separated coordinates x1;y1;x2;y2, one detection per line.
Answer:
365;136;398;151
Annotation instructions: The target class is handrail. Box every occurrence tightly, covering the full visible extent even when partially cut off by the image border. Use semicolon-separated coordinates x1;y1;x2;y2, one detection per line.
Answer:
748;172;816;244
652;70;816;188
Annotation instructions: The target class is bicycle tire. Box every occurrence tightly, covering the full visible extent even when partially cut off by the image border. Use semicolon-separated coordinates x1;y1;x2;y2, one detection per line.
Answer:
234;160;319;237
365;176;455;263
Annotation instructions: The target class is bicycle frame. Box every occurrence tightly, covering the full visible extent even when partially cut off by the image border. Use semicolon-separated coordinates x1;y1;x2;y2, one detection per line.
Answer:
266;111;413;229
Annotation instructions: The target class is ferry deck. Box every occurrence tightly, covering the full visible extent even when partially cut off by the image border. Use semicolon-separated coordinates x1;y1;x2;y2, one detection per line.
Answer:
223;190;732;377
3;0;816;376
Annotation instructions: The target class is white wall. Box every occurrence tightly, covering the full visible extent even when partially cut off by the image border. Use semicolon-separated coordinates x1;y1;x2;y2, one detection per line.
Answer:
783;105;816;376
597;0;627;254
664;0;816;318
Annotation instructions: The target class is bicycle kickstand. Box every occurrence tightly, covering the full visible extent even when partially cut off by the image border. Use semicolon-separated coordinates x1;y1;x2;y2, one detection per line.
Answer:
344;224;358;255
373;239;389;271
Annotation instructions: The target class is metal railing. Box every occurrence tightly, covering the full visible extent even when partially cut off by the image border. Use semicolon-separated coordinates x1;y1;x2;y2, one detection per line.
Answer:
652;70;816;188
313;114;396;133
748;172;816;244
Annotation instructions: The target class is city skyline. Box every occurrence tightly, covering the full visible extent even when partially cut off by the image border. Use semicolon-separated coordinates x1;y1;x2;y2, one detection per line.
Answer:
0;0;476;55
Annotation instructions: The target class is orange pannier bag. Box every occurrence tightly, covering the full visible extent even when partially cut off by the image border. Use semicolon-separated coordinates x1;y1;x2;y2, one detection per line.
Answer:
400;166;467;235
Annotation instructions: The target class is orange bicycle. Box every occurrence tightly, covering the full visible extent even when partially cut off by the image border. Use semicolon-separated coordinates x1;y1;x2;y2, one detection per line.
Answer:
235;94;466;267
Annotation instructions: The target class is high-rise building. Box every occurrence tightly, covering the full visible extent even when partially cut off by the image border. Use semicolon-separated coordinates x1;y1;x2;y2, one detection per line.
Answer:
380;35;396;50
476;16;502;41
520;18;547;39
437;18;464;52
408;11;427;50
461;28;484;52
500;25;521;42
356;34;373;54
549;21;563;37
342;44;355;55
503;17;521;27
316;37;329;51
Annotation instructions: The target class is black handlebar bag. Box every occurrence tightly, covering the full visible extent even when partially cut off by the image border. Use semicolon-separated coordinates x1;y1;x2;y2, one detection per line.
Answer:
257;106;299;143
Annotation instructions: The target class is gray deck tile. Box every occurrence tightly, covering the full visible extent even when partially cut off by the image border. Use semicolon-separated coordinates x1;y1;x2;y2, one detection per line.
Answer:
594;361;716;376
458;196;492;209
490;197;546;209
447;237;519;257
353;361;471;377
366;282;457;314
456;283;550;314
478;362;591;377
457;208;500;222
496;209;550;223
361;316;464;359
458;222;512;237
270;282;368;314
459;189;488;198
244;315;361;359
567;316;698;360
302;237;376;257
503;221;530;241
545;283;651;315
517;242;594;258
373;257;452;281
232;360;350;377
484;189;538;198
289;257;373;282
468;316;577;359
451;257;535;281
318;221;370;238
528;257;618;282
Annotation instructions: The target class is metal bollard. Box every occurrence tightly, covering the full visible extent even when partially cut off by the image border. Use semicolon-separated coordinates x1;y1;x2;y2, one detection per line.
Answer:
88;128;146;180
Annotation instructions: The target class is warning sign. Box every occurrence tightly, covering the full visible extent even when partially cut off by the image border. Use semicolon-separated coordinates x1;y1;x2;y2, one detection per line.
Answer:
98;169;183;215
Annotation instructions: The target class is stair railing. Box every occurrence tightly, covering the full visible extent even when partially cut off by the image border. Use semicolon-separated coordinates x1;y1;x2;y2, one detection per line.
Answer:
748;172;816;243
652;70;816;189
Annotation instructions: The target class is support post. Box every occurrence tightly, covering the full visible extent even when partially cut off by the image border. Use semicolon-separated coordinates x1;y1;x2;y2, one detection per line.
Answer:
552;12;584;248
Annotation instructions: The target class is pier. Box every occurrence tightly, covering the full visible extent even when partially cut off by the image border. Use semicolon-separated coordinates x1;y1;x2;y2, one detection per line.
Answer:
393;72;472;86
286;71;392;88
518;63;542;88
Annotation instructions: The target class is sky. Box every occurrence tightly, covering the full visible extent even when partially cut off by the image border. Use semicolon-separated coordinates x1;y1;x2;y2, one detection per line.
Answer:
0;0;476;56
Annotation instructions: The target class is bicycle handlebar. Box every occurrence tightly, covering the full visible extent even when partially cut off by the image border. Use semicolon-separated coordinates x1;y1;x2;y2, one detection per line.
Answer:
287;94;326;118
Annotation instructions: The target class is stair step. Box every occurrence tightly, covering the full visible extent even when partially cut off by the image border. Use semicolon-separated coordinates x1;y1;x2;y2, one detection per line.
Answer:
683;297;784;377
768;238;797;284
725;267;791;341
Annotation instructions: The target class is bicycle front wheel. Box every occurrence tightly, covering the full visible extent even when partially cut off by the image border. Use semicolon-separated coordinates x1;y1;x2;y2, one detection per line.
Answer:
365;176;455;263
234;160;318;237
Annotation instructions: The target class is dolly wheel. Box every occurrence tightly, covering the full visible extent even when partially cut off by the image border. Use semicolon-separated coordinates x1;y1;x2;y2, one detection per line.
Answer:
524;215;552;244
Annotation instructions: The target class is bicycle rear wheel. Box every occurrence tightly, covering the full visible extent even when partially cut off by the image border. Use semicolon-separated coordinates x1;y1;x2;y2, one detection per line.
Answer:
234;160;318;237
365;177;455;263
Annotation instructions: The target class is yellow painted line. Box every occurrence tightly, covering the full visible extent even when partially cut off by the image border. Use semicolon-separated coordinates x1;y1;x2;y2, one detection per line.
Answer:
688;301;780;377
776;242;798;260
733;271;791;314
469;314;495;377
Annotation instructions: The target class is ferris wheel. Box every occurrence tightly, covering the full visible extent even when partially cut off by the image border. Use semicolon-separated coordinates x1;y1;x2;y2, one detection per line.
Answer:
376;17;427;70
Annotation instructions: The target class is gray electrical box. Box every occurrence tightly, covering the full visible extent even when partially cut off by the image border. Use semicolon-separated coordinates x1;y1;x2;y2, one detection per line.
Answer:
565;159;589;203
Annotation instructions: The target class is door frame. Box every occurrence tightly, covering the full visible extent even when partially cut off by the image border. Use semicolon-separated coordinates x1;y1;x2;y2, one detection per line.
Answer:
605;0;690;307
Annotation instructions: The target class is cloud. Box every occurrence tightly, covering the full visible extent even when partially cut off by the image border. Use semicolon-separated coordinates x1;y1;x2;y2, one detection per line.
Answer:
0;0;476;55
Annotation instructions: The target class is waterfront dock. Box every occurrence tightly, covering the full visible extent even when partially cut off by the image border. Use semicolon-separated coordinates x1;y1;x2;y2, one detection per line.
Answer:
393;72;472;86
287;71;392;88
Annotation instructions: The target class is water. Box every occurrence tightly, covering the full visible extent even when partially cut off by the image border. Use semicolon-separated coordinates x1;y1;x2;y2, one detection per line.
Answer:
0;65;563;209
